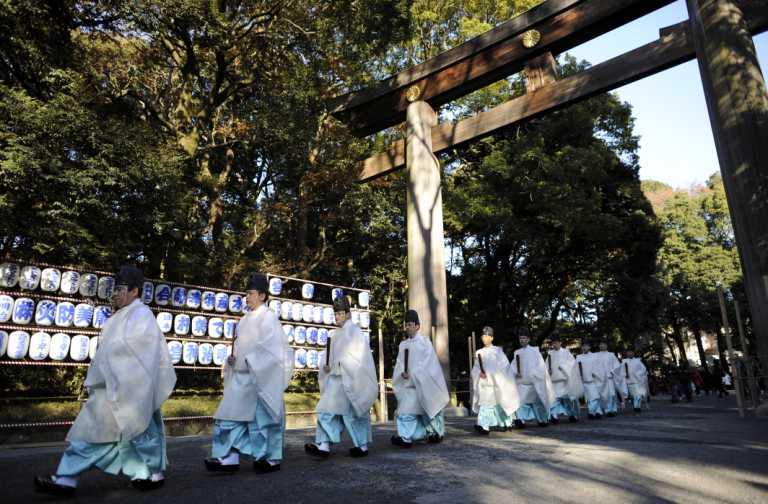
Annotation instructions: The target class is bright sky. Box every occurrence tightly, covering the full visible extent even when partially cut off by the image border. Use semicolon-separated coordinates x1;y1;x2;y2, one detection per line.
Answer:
564;0;768;190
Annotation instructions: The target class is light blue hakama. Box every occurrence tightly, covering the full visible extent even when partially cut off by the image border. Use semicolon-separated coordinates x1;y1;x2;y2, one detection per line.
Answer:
476;405;514;430
550;397;579;419
629;394;643;410
396;411;445;440
603;394;619;414
516;400;549;423
56;410;166;480
315;412;371;448
212;398;285;462
587;398;604;416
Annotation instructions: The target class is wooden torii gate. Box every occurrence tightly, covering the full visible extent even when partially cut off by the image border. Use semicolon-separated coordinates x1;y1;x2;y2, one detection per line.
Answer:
328;0;768;382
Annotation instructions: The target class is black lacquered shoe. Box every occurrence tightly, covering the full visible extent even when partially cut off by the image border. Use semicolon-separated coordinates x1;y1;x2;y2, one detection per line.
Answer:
253;460;281;473
568;416;579;423
634;408;641;413
33;475;76;498
514;419;525;429
305;443;330;458
537;422;548;427
131;478;165;491
550;417;560;425
349;447;369;458
204;457;240;472
606;412;616;418
427;434;443;444
477;427;490;436
595;413;603;419
587;413;596;420
391;435;413;448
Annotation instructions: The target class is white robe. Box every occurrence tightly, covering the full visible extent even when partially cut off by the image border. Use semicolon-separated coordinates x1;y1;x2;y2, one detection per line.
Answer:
512;346;555;410
471;345;520;416
575;352;602;402
596;351;628;400
547;347;584;400
316;319;378;417
67;299;176;443
623;357;649;399
393;333;450;419
214;304;293;422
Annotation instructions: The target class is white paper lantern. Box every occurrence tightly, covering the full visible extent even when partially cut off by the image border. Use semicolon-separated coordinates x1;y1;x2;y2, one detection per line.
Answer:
55;302;75;327
59;271;80;295
34;299;56;326
97;276;114;299
212;343;229;366
156;312;173;333
19;265;41;290
13;297;36;324
79;273;98;297
7;331;30;359
74;303;94;328
141;281;155;305
49;333;71;361
167;340;183;364
182;342;199;365
198;343;214;365
191;315;208;337
0;294;14;323
70;335;90;361
174;313;191;335
154;284;171;306
208;317;224;338
0;262;19;288
171;286;187;307
0;330;8;357
29;331;51;360
40;268;61;292
88;336;99;360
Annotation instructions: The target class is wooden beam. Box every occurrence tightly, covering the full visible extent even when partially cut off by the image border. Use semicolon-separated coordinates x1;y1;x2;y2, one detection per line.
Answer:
357;5;768;182
330;0;676;137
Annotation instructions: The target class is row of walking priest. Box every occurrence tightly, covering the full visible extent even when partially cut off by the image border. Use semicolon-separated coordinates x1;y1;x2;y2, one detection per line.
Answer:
33;266;648;497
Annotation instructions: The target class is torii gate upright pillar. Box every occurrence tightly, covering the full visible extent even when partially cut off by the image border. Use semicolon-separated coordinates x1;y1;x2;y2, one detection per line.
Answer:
687;0;768;373
406;98;451;384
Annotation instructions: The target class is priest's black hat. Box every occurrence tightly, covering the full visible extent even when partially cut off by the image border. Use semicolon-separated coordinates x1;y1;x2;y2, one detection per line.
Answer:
333;295;351;313
550;331;561;342
115;265;143;291
481;325;494;337
517;327;530;338
247;272;268;294
405;309;420;325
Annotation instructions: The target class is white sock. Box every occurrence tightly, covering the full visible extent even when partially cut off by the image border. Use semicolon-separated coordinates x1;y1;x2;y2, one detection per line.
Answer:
318;441;330;452
359;444;368;452
150;473;165;482
52;475;78;488
219;451;240;465
267;459;280;466
402;437;412;442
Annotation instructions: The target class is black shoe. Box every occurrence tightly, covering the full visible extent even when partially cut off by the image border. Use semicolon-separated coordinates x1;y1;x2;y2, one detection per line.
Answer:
305;443;330;458
131;478;165;491
634;408;641;413
514;419;525;429
391;435;413;448
204;457;240;472
595;413;603;419
568;416;578;423
476;427;490;436
349;447;369;458
427;434;443;444
537;422;548;427
587;413;596;420
550;417;560;425
253;460;281;474
606;412;616;418
33;475;76;498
